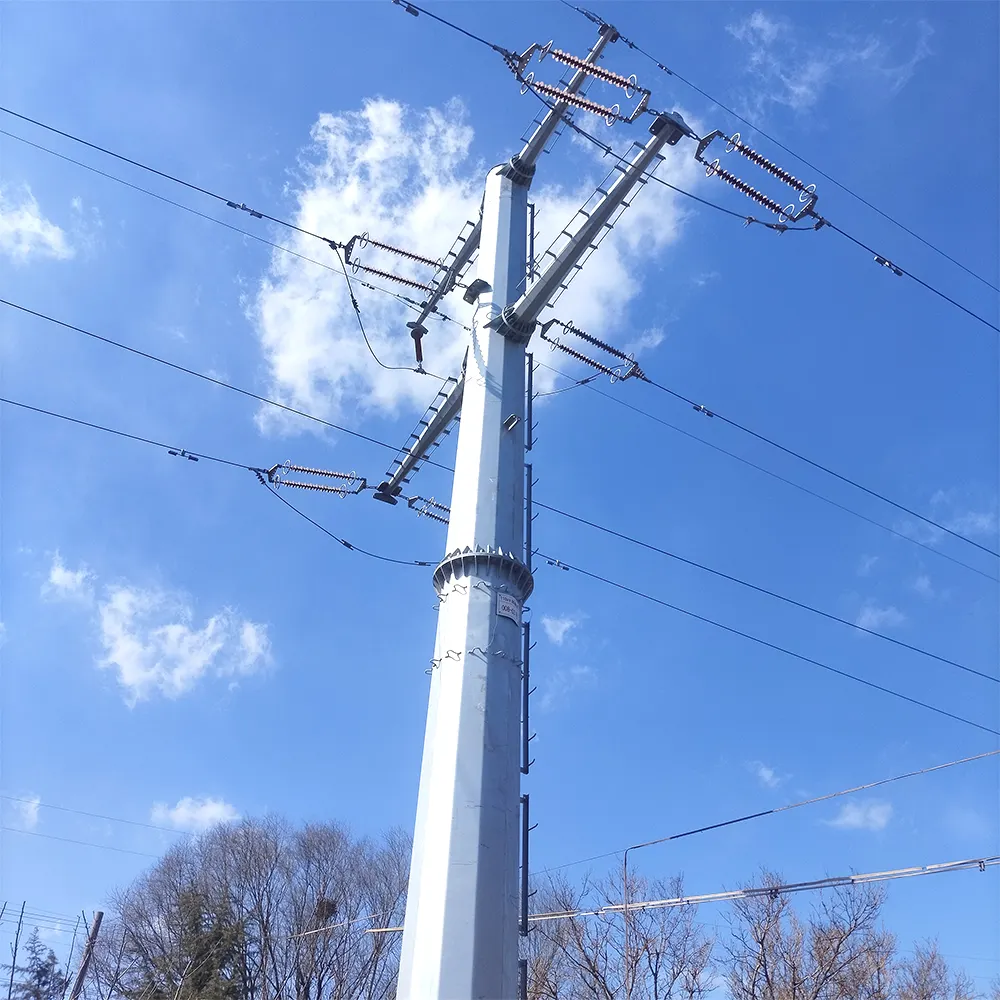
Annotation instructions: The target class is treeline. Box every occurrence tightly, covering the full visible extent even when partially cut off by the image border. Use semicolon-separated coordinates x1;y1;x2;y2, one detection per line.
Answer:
77;816;996;1000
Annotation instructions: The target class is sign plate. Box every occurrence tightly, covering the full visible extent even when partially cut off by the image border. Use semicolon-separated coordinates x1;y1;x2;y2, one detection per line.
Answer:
496;593;522;624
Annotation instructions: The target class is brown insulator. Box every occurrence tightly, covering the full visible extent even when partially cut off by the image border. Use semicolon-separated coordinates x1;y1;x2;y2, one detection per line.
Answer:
549;48;645;95
365;237;442;269
709;162;787;217
355;264;433;293
533;79;623;121
731;138;805;191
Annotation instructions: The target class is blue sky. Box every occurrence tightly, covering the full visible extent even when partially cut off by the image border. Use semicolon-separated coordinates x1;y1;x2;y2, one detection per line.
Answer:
1;0;997;984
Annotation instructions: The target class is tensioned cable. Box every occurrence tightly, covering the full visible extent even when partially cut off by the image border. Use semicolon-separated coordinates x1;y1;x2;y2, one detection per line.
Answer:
535;363;997;583
519;72;999;329
261;482;434;568
0;394;435;568
642;376;999;558
537;552;1000;736
535;500;995;682
559;0;1000;295
2;826;158;859
0;298;455;473
530;855;1000;923
0;127;468;331
0;106;345;250
534;746;1000;875
393;2;998;325
0;794;188;836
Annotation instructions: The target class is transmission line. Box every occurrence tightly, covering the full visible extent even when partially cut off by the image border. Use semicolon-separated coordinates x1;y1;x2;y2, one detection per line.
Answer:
0;394;435;569
537;552;1000;736
535;500;995;682
0;298;455;473
0;106;346;252
535;359;997;582
536;746;1000;875
0;126;468;332
641;375;999;558
2;826;158;859
0;794;188;836
559;0;1000;295
395;1;998;329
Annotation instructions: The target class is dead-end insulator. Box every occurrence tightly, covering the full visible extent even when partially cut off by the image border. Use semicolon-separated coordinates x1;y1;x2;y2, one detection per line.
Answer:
706;160;788;218
350;260;434;294
351;232;442;270
532;79;625;125
728;134;805;191
545;46;648;99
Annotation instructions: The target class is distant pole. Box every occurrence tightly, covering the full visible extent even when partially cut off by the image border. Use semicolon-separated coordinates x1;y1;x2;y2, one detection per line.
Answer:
68;911;103;1000
6;902;24;1000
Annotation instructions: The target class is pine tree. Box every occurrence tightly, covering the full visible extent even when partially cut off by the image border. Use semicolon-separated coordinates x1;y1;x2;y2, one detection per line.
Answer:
11;928;68;1000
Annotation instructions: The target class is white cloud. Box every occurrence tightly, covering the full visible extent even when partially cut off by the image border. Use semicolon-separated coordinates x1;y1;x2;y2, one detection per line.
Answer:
857;555;878;577
827;799;893;832
0;186;74;262
44;556;270;704
537;665;596;711
42;553;95;602
0;622;6;647
726;11;932;114
99;586;271;704
692;271;720;288
541;613;584;645
947;509;998;539
624;327;665;358
855;602;905;630
748;760;781;789
910;574;934;598
251;97;703;431
727;10;786;46
9;795;41;831
151;796;239;832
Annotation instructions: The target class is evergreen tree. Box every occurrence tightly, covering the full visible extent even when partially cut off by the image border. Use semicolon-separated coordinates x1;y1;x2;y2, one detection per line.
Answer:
11;928;68;1000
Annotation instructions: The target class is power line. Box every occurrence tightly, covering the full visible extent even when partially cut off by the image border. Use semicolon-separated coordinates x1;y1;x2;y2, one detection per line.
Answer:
536;747;1000;875
0;298;454;474
0;106;345;252
558;0;1000;295
0;794;188;837
2;827;158;859
536;361;997;582
260;481;434;568
0;394;435;568
530;855;1000;923
398;2;998;330
824;221;1000;333
0;396;252;471
519;73;999;332
641;375;1000;559
0;126;468;333
537;552;1000;736
535;500;996;683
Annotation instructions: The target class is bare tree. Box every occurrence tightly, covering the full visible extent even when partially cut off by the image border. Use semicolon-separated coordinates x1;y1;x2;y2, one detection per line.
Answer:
88;817;408;1000
724;870;888;1000
896;942;979;1000
526;871;714;1000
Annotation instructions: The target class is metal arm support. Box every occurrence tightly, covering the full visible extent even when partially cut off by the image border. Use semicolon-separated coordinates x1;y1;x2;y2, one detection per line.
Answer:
510;24;618;183
374;375;465;503
504;113;687;334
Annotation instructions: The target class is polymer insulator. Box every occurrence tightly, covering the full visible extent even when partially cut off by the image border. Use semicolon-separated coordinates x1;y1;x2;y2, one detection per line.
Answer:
533;79;623;122
556;320;630;362
280;479;350;496
355;263;433;294
730;138;805;191
283;464;357;482
541;333;621;379
364;236;442;270
419;508;450;525
707;162;787;218
548;48;646;96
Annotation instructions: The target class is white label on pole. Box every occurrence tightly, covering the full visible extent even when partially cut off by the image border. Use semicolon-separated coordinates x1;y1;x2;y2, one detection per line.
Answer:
496;593;522;624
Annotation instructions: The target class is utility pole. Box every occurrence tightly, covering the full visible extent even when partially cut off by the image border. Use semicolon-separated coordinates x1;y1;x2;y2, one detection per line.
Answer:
68;910;103;1000
384;16;696;999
